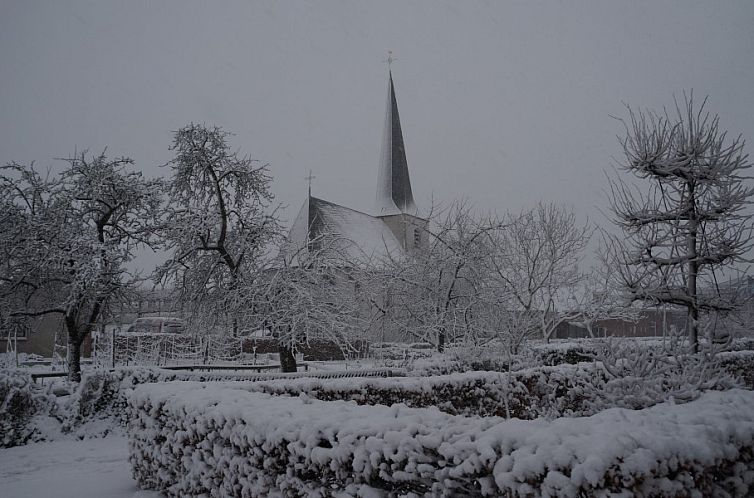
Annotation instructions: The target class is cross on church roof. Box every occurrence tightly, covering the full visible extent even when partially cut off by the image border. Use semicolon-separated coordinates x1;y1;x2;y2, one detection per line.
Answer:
305;170;316;197
383;50;396;70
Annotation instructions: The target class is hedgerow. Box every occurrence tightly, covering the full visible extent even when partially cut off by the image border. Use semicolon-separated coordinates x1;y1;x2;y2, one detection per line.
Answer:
128;383;754;497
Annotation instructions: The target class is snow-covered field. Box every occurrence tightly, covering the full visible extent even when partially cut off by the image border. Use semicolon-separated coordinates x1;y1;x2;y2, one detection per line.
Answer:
0;436;161;498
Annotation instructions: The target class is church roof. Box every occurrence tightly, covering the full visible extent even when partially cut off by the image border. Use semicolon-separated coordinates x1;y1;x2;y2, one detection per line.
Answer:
375;71;418;216
285;196;403;264
284;69;423;265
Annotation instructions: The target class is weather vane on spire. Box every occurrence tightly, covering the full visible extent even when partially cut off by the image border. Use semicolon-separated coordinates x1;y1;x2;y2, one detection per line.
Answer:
305;169;316;197
383;50;396;70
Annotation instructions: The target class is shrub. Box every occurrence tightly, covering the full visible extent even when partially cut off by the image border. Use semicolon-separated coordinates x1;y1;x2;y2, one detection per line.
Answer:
128;384;754;497
720;351;754;388
69;366;403;427
0;371;61;447
241;364;602;419
534;345;594;366
5;345;753;449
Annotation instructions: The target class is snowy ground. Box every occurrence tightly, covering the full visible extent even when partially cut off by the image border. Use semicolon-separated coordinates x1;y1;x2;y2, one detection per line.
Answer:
0;436;162;498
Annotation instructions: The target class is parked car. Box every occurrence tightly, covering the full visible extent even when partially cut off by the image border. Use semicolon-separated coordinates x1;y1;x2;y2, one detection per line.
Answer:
239;329;273;338
124;317;185;335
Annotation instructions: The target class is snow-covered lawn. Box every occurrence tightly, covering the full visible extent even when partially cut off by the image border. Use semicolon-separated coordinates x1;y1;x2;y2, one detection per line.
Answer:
0;436;161;498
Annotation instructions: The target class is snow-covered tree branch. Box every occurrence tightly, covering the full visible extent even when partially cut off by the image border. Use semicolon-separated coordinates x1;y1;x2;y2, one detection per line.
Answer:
483;202;592;344
0;151;162;380
606;94;753;352
157;124;282;337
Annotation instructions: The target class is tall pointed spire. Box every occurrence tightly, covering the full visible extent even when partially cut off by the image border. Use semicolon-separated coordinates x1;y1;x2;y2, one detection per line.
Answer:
375;70;417;215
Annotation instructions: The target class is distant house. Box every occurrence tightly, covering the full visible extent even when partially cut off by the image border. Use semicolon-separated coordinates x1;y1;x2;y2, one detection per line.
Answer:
552;275;754;341
0;287;180;359
0;314;65;359
108;287;183;326
554;309;688;339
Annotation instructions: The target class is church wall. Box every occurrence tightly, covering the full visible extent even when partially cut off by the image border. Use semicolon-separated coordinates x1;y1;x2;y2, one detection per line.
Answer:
378;214;429;253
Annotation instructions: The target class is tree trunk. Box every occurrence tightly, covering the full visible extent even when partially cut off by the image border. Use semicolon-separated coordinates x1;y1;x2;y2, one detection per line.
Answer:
68;336;82;382
687;183;699;354
64;313;84;382
278;342;297;372
688;306;699;353
437;330;445;353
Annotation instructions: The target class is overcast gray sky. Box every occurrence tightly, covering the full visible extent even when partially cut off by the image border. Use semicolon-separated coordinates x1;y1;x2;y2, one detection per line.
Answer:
2;1;753;268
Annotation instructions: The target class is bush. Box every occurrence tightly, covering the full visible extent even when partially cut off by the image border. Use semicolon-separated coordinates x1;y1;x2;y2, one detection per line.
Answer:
241;364;602;419
0;371;61;447
5;346;753;449
69;366;403;427
128;384;754;497
411;341;599;377
2;366;400;446
57;348;754;433
245;341;749;418
730;337;754;352
534;345;595;366
720;351;754;388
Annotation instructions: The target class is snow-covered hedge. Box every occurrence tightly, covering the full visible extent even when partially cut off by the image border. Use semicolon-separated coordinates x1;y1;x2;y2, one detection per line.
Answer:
5;348;752;449
0;371;41;446
241;365;601;419
0;367;400;446
69;364;608;422
720;350;754;388
0;370;61;447
731;336;754;351
47;351;754;433
409;341;628;376
71;366;401;426
416;338;754;377
242;349;751;418
128;384;754;497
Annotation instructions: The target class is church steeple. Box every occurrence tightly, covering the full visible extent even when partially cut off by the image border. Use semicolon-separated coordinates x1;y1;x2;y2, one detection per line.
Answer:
375;70;417;216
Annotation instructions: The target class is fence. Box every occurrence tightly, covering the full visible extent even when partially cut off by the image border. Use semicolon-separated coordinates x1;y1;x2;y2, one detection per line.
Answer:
92;332;368;368
93;334;245;367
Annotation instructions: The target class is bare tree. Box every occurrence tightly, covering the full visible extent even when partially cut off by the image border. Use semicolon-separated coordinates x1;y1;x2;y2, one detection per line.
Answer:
0;152;162;380
369;202;589;353
158;124;281;336
381;201;497;352
246;237;364;372
606;94;753;352
483;202;591;343
474;304;538;355
566;248;643;338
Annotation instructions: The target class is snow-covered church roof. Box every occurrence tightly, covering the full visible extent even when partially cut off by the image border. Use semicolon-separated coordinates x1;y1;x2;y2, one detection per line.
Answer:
283;68;424;265
285;196;402;263
375;71;418;216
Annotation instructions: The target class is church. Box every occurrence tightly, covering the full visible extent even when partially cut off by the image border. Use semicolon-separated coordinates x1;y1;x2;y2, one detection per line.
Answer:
285;71;428;263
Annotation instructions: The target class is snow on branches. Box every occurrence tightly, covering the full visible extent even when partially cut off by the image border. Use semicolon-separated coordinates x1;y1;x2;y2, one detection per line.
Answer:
606;94;754;352
157;124;282;336
0;151;162;380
